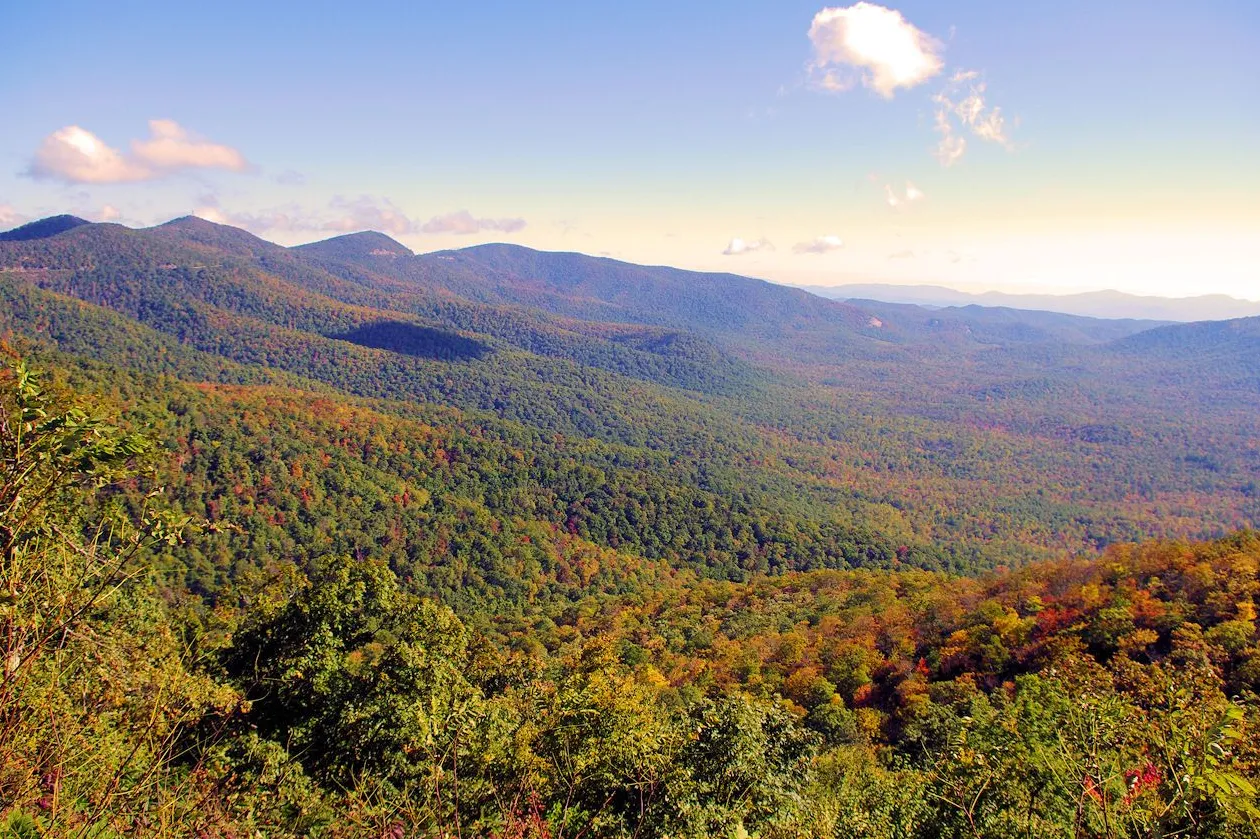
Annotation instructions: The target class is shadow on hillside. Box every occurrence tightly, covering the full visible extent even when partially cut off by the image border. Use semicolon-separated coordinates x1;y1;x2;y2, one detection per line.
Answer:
333;320;490;361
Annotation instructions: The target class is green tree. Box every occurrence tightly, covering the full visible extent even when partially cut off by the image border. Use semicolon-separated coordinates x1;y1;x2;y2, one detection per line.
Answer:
223;553;488;828
0;361;232;836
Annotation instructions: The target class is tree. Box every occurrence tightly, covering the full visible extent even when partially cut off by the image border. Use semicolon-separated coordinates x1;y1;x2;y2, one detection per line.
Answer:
223;553;488;829
0;360;231;836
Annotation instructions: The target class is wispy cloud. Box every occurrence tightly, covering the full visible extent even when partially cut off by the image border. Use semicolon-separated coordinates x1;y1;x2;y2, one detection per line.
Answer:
192;195;527;239
0;202;123;229
808;3;944;98
193;201;320;235
131;120;249;172
323;196;417;236
722;237;774;256
794;235;845;254
885;181;925;208
92;204;122;222
932;71;1014;166
0;205;29;228
419;210;527;235
29;120;250;184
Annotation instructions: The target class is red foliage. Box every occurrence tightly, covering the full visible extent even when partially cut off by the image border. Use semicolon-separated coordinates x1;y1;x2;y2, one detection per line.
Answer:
1123;763;1162;803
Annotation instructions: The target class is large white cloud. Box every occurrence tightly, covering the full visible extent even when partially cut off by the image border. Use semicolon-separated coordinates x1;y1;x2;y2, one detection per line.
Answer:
29;126;151;183
28;120;249;184
808;3;944;98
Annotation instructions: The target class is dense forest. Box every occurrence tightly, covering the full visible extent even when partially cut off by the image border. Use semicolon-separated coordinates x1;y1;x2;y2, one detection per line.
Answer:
1;216;1258;837
2;357;1257;837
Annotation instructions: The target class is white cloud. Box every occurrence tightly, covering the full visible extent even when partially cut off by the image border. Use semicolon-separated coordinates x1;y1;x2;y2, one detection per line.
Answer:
193;203;318;234
804;12;1018;167
0;200;126;227
885;181;925;208
932;109;967;166
93;204;122;222
192;206;233;226
29;126;151;183
130;119;249;173
419;210;527;235
189;196;527;240
323;195;416;236
812;69;855;93
722;237;774;256
28;120;250;184
808;3;944;98
932;71;1014;166
794;235;845;254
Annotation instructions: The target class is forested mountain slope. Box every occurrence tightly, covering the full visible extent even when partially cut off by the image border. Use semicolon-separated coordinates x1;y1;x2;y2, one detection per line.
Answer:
1;215;1257;573
1;360;1257;837
306;239;1165;361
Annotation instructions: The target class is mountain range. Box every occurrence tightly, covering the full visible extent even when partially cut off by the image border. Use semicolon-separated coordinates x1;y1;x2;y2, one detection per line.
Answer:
1;214;1257;582
798;281;1260;322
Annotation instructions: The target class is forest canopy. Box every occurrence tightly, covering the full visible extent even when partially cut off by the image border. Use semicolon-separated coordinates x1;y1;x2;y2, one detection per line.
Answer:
0;356;1257;838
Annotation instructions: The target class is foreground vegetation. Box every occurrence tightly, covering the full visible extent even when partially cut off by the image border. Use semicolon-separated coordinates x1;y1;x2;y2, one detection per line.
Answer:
2;360;1258;837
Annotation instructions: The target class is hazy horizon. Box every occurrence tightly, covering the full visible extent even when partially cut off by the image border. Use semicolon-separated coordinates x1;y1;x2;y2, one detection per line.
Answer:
3;0;1257;298
8;211;1259;308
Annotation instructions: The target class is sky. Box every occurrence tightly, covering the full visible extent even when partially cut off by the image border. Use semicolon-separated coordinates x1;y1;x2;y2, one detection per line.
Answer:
1;0;1258;299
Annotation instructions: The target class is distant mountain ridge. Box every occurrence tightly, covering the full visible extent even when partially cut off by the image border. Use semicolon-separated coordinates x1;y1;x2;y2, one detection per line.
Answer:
798;282;1260;323
1108;314;1260;358
0;215;1234;362
306;239;1167;362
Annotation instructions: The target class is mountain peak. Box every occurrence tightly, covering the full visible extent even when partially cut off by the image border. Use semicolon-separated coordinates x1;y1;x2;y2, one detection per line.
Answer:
152;215;279;255
294;231;414;260
0;214;92;242
157;215;263;238
159;214;224;230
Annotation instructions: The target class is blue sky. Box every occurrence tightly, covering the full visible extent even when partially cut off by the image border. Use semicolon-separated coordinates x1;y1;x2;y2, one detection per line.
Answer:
2;0;1257;297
